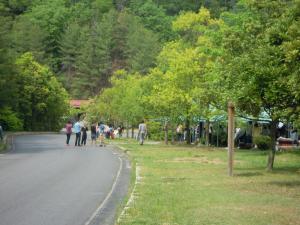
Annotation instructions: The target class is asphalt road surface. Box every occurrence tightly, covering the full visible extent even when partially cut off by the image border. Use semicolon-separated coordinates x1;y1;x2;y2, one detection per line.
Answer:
0;134;130;225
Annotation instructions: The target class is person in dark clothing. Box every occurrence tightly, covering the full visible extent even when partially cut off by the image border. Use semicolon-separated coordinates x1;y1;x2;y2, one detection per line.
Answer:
65;121;73;146
81;125;88;146
0;124;3;141
91;124;97;145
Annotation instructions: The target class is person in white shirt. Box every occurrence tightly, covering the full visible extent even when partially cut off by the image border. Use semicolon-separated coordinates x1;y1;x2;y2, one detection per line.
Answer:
138;120;147;145
74;120;81;146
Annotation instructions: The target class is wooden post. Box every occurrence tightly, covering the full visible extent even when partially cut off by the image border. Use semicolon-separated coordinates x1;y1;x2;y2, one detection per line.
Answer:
126;121;129;138
228;102;235;176
164;120;168;145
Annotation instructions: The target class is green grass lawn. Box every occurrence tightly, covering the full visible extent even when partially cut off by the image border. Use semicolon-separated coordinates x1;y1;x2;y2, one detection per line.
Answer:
114;140;300;225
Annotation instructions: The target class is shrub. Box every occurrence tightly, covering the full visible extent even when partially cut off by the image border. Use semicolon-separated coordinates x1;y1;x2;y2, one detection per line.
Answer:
147;121;164;141
0;107;23;131
254;135;272;150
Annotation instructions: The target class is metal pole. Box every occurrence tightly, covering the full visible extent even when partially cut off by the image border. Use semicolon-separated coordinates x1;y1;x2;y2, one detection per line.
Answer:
228;102;235;176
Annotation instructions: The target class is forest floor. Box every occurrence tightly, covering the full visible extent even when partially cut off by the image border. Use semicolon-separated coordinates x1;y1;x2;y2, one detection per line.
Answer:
113;139;300;225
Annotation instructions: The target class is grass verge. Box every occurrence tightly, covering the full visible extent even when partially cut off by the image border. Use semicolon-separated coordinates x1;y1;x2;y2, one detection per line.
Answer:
113;139;300;225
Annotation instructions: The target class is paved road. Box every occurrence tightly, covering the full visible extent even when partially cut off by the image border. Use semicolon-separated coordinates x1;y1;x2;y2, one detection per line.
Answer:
0;134;130;225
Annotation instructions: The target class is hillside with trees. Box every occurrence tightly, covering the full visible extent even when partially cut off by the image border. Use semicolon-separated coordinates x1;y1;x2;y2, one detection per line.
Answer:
0;0;237;131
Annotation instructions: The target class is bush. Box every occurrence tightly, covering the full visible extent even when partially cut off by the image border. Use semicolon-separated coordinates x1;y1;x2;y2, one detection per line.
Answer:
0;107;23;131
254;135;272;150
147;121;164;141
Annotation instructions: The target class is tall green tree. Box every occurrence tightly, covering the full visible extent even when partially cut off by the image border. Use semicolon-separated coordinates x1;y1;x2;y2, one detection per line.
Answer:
0;1;18;114
220;0;300;170
173;7;226;145
74;10;115;98
129;0;175;41
59;21;84;93
125;13;161;74
26;0;69;71
112;10;161;74
10;15;46;63
15;52;69;131
153;0;236;17
3;0;33;15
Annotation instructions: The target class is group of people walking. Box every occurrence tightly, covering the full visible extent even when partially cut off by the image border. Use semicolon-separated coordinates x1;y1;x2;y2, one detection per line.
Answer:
64;120;126;147
65;120;148;147
65;120;88;147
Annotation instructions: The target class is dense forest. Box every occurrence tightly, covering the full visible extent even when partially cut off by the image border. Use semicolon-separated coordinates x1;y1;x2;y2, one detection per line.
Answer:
0;0;237;131
0;0;237;130
0;0;237;97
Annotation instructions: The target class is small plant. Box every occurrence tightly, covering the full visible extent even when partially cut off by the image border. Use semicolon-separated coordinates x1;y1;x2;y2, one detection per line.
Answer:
254;135;272;150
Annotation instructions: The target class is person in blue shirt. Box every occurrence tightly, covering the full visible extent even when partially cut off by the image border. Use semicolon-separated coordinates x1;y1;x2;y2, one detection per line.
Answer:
74;120;81;146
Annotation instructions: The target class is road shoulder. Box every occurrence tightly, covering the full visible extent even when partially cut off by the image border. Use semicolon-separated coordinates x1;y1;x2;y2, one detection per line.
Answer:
86;146;132;225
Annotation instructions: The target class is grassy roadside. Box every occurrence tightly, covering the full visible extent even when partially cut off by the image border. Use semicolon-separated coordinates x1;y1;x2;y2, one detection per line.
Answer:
0;134;9;153
113;139;300;225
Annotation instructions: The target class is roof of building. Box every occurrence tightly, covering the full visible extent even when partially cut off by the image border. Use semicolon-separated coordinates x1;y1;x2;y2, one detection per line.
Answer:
70;100;89;108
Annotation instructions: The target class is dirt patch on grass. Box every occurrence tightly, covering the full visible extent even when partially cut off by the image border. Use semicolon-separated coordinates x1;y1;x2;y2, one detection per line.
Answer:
161;177;189;183
168;157;225;165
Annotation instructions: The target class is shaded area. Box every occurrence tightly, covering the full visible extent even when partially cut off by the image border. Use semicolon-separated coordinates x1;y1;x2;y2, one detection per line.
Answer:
269;181;300;187
235;172;263;177
272;166;300;175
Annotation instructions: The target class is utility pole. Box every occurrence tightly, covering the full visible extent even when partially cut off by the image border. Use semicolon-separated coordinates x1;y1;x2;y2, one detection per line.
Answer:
228;102;235;176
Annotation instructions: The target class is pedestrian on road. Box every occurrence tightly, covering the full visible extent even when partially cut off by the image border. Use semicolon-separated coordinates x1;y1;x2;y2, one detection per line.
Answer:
74;120;81;146
117;126;123;138
96;123;100;139
81;125;88;146
0;124;3;141
91;123;97;145
65;121;73;146
98;122;106;147
109;125;114;139
138;120;147;145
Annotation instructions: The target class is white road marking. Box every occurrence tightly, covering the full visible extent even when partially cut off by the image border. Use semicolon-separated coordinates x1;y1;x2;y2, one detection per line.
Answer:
84;155;123;225
117;163;141;223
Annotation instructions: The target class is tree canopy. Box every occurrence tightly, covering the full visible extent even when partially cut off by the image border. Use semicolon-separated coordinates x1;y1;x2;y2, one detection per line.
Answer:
84;0;299;170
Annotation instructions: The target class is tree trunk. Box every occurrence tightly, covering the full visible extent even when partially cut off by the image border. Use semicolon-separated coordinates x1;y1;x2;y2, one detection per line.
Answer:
186;119;191;144
126;122;129;138
131;126;134;139
171;123;175;144
164;121;168;145
205;119;210;146
267;120;277;171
